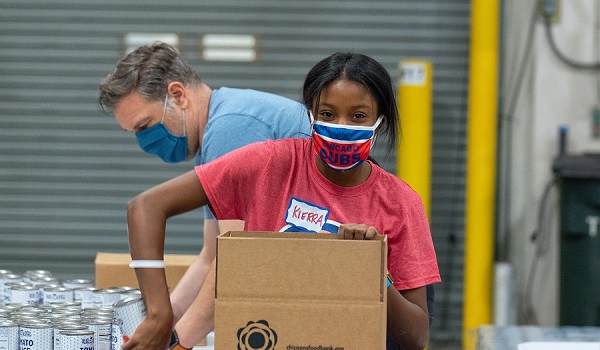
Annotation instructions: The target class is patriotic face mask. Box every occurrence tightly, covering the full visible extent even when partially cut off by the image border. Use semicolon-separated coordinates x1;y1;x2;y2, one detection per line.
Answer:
311;113;383;170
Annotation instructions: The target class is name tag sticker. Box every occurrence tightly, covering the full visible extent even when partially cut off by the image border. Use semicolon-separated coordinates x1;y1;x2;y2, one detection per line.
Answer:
285;197;330;232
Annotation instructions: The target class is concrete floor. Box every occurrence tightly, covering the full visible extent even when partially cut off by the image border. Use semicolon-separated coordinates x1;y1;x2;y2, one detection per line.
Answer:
429;341;462;350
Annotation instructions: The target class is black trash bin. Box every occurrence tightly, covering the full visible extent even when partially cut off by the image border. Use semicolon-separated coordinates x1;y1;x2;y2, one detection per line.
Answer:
553;153;600;326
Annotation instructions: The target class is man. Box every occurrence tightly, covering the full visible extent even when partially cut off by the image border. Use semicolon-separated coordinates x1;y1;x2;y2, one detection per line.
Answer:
98;42;310;346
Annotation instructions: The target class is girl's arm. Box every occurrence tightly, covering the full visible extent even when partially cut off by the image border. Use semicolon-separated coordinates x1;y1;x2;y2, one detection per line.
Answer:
123;170;207;350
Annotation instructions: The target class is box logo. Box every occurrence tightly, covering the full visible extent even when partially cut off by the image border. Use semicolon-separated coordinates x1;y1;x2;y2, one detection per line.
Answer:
237;320;278;350
285;197;330;232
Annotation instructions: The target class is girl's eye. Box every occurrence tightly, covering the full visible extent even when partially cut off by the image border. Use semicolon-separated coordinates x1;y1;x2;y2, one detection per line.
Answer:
319;111;334;119
352;113;368;120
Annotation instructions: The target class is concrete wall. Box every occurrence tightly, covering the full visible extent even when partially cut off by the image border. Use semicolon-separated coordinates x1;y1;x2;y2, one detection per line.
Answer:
502;0;600;325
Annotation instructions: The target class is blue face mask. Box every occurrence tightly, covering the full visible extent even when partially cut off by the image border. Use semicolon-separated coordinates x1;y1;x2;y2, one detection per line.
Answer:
135;94;188;163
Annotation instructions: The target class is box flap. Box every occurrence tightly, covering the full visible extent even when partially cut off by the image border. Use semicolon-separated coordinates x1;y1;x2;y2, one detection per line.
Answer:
216;231;386;302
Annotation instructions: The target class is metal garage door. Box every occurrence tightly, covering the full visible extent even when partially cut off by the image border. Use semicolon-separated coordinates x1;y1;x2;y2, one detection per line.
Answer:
0;0;469;342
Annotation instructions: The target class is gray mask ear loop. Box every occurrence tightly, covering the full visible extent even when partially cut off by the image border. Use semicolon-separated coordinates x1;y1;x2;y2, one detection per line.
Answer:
371;115;384;149
163;93;186;137
181;109;186;136
308;111;316;132
160;93;169;123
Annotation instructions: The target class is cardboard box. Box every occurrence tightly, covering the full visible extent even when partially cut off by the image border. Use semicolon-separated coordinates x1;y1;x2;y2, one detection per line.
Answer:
94;252;208;347
94;252;196;290
215;231;388;350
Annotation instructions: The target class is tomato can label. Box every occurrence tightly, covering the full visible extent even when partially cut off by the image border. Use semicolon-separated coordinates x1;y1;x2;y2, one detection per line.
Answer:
0;320;18;350
113;296;146;343
54;324;88;350
75;287;100;309
8;286;39;305
110;319;123;350
18;323;53;350
43;287;74;305
59;329;95;350
83;320;112;350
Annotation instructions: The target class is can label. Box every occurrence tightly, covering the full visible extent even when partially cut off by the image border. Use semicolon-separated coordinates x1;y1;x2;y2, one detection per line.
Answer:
54;324;88;350
113;297;146;343
43;287;74;305
0;275;22;305
59;330;95;350
111;321;123;350
75;288;100;309
8;287;39;305
84;321;112;350
0;322;19;350
18;325;53;350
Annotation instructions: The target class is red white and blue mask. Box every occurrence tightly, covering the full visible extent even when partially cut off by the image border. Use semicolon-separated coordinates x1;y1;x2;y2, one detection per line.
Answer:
311;113;384;170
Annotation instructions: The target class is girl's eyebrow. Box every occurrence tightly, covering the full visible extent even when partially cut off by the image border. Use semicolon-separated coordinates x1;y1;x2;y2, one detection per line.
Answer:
319;100;371;109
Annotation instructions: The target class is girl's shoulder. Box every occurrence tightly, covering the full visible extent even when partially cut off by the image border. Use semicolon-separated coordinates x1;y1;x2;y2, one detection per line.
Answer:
371;165;424;201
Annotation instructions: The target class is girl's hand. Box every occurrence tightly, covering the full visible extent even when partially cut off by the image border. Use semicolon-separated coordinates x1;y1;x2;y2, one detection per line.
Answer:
337;223;378;240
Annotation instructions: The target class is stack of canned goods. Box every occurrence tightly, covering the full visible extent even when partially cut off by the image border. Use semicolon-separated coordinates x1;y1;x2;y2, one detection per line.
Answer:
0;269;147;350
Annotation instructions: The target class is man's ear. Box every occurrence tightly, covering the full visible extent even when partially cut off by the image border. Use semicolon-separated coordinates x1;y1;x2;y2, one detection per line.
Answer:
167;82;188;109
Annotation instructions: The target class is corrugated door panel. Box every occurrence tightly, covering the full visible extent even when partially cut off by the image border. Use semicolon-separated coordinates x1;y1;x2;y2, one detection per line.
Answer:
0;0;469;342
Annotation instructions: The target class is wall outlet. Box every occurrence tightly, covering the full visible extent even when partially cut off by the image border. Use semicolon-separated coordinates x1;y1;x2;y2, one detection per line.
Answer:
538;0;561;23
593;107;600;139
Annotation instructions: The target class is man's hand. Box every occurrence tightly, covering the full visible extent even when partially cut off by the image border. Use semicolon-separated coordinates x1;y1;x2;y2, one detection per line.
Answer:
337;223;378;240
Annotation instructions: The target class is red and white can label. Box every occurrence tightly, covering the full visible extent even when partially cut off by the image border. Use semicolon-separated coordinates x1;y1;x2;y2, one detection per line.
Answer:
113;296;146;343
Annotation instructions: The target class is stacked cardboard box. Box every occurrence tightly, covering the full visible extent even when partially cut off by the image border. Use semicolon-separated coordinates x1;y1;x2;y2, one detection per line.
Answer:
94;252;196;290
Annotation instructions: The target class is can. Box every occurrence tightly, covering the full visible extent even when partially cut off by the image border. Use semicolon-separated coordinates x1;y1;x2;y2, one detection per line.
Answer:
0;320;18;350
1;278;25;304
42;286;74;305
0;309;11;322
7;285;39;305
113;296;146;344
74;287;100;309
53;323;88;350
3;303;28;313
29;276;59;286
48;301;82;310
91;290;121;308
0;272;17;307
31;284;58;306
60;329;95;350
62;279;93;290
22;271;52;283
18;321;53;350
83;318;112;350
110;317;123;350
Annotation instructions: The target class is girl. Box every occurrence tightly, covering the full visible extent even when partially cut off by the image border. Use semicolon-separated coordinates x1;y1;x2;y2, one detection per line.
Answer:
124;52;440;350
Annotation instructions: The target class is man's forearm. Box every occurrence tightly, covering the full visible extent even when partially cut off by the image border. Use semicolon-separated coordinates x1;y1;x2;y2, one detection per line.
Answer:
170;256;209;322
174;260;217;348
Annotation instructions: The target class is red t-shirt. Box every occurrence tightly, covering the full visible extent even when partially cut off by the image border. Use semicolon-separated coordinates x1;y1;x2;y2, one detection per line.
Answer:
195;138;440;290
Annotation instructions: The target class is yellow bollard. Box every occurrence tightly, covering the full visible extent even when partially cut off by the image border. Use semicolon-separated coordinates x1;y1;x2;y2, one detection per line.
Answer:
463;0;499;349
397;60;433;218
